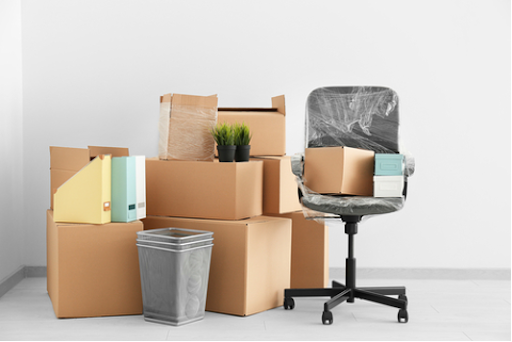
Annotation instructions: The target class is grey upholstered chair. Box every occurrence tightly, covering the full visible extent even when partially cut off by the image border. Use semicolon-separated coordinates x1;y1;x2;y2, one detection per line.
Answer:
284;86;415;325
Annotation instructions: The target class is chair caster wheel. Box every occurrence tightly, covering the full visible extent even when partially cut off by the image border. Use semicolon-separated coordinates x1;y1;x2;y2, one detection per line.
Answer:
398;294;408;304
322;310;333;325
398;309;408;323
284;297;295;310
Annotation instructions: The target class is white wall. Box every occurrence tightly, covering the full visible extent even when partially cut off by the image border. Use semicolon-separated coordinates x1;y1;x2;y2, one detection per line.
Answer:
0;0;24;282
21;0;510;269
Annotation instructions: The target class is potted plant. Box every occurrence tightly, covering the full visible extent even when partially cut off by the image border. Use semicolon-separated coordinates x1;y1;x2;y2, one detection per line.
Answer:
233;122;252;162
210;122;235;162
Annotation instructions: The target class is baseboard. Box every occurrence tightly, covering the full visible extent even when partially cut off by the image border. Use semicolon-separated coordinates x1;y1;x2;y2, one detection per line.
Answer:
1;266;509;300
24;266;47;277
329;267;511;280
0;267;25;299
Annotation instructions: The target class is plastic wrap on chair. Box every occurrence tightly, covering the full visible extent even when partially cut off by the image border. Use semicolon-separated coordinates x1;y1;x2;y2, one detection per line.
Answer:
291;86;414;221
306;86;400;153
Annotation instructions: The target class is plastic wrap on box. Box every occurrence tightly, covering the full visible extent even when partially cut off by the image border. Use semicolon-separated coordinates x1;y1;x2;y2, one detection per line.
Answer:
293;86;415;221
158;93;218;161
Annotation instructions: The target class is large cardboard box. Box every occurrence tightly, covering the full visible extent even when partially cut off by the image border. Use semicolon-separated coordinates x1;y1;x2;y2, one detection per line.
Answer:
304;146;375;196
146;158;263;220
50;146;129;209
266;211;329;289
142;215;291;316
251;156;302;214
217;95;285;156
46;210;142;318
158;93;218;161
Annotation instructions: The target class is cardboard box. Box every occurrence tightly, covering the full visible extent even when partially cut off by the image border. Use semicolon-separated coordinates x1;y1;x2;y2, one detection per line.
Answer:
50;146;129;209
266;211;329;289
217;95;285;156
304;146;374;196
158;93;218;161
146;158;263;220
373;175;404;197
251;156;302;214
142;215;291;316
54;154;112;224
46;210;143;318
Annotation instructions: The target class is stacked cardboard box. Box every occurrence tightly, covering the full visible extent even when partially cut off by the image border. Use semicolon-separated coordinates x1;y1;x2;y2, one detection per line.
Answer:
47;146;145;318
144;95;329;316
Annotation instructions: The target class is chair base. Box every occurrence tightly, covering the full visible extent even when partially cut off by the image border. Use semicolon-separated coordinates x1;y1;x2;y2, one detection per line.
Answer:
284;282;408;325
283;215;409;325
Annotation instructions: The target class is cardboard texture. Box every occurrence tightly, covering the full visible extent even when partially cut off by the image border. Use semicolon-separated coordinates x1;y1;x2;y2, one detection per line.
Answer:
304;146;375;196
53;154;112;224
251;156;302;214
142;215;291;317
217;95;286;156
46;210;143;318
158;93;218;161
134;155;146;220
111;156;137;223
145;158;263;220
49;146;129;209
266;211;329;289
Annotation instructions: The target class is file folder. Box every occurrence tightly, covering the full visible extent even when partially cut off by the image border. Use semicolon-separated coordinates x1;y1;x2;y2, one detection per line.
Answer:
53;154;112;224
111;156;137;223
134;155;146;220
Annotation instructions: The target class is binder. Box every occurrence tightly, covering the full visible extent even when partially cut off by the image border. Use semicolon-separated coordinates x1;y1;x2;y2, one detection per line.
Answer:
53;155;112;224
111;156;137;223
134;155;146;220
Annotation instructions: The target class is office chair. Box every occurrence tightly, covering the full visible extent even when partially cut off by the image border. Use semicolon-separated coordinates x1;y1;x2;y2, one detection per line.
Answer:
284;86;415;325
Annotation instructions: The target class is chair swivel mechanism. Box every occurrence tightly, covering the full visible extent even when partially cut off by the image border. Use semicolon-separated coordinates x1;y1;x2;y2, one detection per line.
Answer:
284;86;415;325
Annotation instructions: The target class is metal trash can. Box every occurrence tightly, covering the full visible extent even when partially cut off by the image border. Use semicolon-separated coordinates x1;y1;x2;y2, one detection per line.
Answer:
136;228;213;326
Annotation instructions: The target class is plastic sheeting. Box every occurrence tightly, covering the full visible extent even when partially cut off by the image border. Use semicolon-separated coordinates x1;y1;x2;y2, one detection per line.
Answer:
158;93;218;161
296;86;415;221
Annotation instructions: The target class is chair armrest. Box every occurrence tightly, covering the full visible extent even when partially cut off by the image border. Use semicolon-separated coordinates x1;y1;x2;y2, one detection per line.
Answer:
403;154;415;177
290;153;304;178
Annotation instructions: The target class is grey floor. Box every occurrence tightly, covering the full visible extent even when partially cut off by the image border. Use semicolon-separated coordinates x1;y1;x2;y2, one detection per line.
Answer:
0;277;510;341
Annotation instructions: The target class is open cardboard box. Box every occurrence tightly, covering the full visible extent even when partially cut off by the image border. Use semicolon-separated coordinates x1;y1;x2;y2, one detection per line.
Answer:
217;95;286;156
145;158;263;220
49;146;129;209
142;215;291;317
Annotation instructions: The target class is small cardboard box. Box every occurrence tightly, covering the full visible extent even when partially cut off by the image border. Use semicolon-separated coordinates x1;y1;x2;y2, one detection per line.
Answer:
217;95;285;156
266;211;329;289
158;93;218;161
142;215;291;317
146;158;263;220
50;146;129;209
46;210;142;318
251;156;302;214
373;175;404;197
304;147;375;196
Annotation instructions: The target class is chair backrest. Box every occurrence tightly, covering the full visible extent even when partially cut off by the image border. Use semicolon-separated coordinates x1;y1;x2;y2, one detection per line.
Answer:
305;86;400;153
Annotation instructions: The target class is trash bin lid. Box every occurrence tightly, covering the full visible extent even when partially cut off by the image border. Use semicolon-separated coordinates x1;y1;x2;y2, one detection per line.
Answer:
137;227;213;243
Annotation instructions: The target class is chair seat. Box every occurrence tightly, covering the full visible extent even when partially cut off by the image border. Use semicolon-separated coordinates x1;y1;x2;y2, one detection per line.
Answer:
302;194;404;216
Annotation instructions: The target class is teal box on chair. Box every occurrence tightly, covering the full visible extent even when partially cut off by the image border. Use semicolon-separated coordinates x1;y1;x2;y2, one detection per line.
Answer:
112;156;137;222
374;154;404;176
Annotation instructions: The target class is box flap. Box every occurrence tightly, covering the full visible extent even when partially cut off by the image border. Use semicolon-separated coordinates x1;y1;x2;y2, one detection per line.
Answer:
218;95;285;116
50;146;90;171
88;146;129;158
